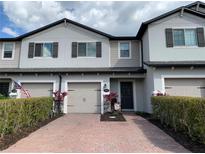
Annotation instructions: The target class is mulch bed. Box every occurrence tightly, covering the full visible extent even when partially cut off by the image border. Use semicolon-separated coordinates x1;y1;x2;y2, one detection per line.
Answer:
0;114;63;151
100;112;126;122
136;112;205;153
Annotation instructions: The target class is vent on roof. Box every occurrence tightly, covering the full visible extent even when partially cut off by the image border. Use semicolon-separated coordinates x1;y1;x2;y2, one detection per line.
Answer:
180;8;184;16
196;2;200;11
64;19;67;27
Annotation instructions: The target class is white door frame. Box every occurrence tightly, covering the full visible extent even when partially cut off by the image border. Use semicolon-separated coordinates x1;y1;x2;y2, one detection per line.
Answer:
17;80;56;98
118;79;137;111
64;80;104;114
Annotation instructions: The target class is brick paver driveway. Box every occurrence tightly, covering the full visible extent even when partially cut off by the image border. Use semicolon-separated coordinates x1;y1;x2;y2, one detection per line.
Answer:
3;113;189;153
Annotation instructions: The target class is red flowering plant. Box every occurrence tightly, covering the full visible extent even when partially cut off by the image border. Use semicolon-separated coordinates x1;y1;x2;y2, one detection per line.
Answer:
104;92;118;113
104;92;118;102
152;90;167;96
53;91;68;113
53;91;68;101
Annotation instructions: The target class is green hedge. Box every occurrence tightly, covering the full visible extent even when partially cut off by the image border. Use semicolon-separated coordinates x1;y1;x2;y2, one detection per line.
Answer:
151;96;205;144
0;97;53;136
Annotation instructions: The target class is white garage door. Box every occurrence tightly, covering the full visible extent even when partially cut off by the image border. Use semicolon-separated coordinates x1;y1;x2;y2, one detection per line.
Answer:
67;82;101;113
21;83;53;98
165;78;205;97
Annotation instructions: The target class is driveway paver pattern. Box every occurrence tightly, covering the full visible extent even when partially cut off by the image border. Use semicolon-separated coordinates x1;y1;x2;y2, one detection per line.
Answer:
3;113;189;153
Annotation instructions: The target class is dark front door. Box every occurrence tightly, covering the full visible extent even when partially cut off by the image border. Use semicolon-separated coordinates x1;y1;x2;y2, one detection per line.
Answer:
120;82;134;110
0;82;9;97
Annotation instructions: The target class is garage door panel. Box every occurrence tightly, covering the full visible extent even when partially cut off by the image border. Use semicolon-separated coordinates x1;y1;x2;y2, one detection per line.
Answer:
166;79;205;87
21;83;53;98
67;83;101;113
165;78;205;97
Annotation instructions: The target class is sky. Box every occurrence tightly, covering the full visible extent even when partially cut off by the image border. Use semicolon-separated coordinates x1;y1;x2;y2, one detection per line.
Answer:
0;1;199;38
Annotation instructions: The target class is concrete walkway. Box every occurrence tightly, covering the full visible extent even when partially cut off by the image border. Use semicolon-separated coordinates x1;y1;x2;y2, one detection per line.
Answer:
3;114;189;153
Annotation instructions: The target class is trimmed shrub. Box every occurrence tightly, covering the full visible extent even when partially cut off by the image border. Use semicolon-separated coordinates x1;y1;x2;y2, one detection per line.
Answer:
151;96;205;144
0;97;53;136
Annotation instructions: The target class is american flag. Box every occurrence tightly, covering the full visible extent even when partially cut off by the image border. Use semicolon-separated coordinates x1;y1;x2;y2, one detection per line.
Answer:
14;81;22;89
14;81;31;98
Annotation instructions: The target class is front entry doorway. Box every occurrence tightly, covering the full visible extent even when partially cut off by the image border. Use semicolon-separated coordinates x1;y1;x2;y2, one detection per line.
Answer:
120;82;134;110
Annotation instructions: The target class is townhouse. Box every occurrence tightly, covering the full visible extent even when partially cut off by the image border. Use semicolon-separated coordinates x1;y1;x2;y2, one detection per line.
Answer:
1;1;205;114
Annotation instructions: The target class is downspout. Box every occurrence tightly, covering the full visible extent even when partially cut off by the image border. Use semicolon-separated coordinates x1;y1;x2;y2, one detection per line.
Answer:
140;39;144;69
57;74;62;113
58;74;62;94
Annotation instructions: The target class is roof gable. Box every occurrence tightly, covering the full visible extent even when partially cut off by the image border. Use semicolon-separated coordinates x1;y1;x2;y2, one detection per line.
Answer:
1;18;111;41
0;18;136;41
2;1;204;41
136;1;205;39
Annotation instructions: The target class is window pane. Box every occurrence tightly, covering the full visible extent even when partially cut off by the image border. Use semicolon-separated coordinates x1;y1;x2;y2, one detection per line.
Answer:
173;29;185;46
120;50;130;57
120;42;130;57
35;43;43;57
78;43;86;57
4;43;13;51
43;43;53;57
4;51;12;58
185;29;197;46
87;42;96;57
3;43;13;58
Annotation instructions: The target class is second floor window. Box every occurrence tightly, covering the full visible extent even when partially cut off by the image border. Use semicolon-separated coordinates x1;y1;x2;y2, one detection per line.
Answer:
77;42;96;57
173;29;197;46
3;42;14;59
34;43;53;57
28;42;58;58
71;42;101;58
119;42;130;58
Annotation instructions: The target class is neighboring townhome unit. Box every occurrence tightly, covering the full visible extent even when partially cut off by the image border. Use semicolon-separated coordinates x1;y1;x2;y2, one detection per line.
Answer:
1;1;205;114
0;18;145;114
137;1;205;113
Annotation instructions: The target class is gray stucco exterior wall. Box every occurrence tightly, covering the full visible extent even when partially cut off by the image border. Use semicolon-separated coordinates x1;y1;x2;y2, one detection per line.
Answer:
19;23;110;68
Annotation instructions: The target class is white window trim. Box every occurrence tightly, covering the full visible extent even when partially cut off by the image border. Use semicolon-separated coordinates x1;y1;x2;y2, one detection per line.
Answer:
33;42;54;58
173;45;199;49
76;42;97;58
2;42;15;60
172;28;198;48
118;41;131;59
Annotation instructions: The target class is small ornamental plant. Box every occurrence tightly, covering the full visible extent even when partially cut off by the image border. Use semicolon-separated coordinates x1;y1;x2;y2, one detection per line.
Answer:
104;92;118;113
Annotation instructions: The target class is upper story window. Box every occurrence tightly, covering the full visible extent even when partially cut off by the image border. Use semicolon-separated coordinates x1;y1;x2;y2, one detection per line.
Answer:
34;43;53;57
71;42;101;58
28;42;58;58
173;29;197;46
119;42;131;58
165;28;205;48
78;42;96;57
2;42;14;59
